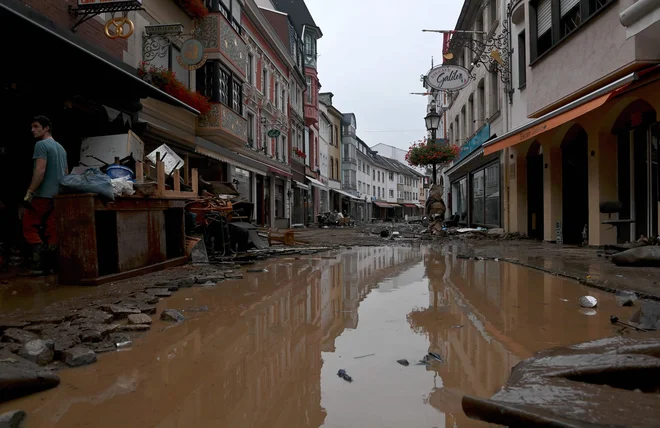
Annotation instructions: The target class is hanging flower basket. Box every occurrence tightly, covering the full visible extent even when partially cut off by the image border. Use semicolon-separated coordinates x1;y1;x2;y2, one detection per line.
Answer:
405;138;459;167
294;148;306;159
138;62;211;115
176;0;209;18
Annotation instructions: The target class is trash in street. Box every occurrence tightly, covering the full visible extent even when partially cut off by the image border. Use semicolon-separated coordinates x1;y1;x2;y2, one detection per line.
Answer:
247;268;268;273
609;315;647;331
615;290;638;307
337;369;352;382
451;324;464;328
116;341;132;349
418;352;444;365
559;298;569;302
579;296;598;308
397;359;409;366
353;353;375;359
579;308;598;316
428;352;443;362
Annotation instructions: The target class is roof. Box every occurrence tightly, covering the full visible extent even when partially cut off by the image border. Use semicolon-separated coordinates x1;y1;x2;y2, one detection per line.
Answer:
271;0;322;37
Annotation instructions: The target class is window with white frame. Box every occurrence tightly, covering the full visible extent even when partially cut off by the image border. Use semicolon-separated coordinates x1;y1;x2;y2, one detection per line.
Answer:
389;189;394;198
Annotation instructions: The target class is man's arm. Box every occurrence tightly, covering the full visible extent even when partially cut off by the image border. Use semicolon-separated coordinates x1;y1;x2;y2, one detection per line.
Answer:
28;158;47;192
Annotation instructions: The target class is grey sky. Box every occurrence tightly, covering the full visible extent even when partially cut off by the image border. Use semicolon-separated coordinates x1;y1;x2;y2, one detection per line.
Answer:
306;0;462;151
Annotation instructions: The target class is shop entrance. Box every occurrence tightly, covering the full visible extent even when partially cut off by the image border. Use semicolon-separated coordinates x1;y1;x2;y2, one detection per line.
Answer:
526;142;544;240
613;100;658;243
561;125;589;245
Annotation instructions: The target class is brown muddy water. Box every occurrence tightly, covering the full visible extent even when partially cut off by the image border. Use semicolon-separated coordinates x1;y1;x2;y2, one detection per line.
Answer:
0;246;637;427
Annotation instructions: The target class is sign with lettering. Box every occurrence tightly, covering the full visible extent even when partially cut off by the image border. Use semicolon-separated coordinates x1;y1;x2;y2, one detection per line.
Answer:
459;123;490;161
267;129;281;138
145;24;184;36
426;65;471;91
78;0;142;8
177;39;207;71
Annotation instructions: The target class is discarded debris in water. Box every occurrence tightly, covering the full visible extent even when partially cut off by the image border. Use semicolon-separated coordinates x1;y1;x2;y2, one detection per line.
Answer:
615;290;638;307
579;296;598;308
609;315;647;331
397;359;410;366
353;353;375;359
337;369;352;382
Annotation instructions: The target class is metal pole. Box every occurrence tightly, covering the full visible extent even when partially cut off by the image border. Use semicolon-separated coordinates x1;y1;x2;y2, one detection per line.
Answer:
431;128;437;185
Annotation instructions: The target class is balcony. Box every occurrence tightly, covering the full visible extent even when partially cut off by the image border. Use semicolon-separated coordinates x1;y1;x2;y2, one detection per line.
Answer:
304;105;318;126
195;10;247;78
197;103;247;146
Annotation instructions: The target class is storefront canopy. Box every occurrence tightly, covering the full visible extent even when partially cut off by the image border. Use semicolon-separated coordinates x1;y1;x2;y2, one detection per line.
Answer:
306;176;326;190
403;204;417;208
482;72;638;156
374;202;393;208
293;180;309;190
1;0;199;115
195;137;268;175
331;189;360;200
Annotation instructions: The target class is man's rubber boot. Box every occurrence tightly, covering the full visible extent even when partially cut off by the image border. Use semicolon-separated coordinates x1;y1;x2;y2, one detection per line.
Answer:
27;244;44;276
44;244;58;275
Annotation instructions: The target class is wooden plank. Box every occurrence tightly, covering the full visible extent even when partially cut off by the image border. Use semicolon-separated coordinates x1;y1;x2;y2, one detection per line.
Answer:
156;158;165;197
191;169;199;195
116;211;149;272
147;210;167;265
80;256;188;286
161;190;198;199
173;169;181;191
55;194;99;283
95;197;185;211
135;161;144;184
184;154;190;186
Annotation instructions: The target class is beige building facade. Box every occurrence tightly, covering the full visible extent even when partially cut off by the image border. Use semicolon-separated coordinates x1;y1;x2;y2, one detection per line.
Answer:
484;0;660;246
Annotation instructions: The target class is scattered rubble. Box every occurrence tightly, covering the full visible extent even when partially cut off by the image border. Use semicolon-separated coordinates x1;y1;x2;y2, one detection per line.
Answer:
160;309;186;323
0;409;26;428
17;340;54;366
62;347;97;367
612;246;660;267
127;314;152;325
0;351;60;402
2;329;39;345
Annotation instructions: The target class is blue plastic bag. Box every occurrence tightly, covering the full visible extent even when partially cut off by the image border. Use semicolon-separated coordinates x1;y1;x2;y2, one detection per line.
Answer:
59;168;115;201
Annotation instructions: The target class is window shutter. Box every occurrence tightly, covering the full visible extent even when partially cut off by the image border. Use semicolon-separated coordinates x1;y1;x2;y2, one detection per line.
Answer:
560;0;580;16
537;0;552;36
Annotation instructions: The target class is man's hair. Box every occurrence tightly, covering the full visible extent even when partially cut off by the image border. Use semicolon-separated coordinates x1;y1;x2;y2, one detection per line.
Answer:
32;115;52;132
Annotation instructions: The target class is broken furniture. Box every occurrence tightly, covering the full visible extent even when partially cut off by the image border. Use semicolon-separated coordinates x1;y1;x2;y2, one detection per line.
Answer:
268;229;296;246
55;194;187;285
229;222;267;252
600;200;635;232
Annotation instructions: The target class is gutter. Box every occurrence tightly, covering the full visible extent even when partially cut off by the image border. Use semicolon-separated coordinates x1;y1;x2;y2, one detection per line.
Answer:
482;72;638;150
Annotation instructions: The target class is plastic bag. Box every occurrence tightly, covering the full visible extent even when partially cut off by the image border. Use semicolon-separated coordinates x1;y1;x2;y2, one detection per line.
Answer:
111;177;135;197
59;168;115;201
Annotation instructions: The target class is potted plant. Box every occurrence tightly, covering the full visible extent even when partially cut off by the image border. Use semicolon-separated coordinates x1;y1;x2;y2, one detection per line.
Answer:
138;62;211;115
177;0;208;18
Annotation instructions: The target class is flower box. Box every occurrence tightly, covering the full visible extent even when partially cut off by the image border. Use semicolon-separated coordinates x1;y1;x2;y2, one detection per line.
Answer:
138;62;211;115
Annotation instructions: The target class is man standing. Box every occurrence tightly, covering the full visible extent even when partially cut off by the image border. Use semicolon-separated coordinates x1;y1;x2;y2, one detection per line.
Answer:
22;116;67;275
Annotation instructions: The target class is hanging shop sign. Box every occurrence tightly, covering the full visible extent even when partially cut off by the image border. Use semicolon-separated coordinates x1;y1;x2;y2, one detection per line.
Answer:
104;16;134;39
459;123;490;160
267;129;282;138
145;23;184;36
77;0;142;8
177;38;208;71
425;64;471;91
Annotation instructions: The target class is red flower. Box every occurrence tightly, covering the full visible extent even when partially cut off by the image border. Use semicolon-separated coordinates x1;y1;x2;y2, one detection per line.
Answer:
138;62;212;115
404;138;459;167
178;0;209;18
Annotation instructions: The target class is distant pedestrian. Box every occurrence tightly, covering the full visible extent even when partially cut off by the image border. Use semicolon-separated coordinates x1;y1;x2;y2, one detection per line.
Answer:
21;116;68;275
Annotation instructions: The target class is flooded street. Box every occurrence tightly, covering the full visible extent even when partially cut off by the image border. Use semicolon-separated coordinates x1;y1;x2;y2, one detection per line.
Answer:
0;246;636;427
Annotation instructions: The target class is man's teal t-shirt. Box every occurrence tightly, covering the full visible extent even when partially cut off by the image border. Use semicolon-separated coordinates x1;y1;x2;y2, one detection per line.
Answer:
33;138;67;198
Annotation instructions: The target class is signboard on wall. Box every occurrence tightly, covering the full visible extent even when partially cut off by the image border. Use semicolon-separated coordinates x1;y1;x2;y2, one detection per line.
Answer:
459;123;490;161
425;64;471;92
77;0;142;8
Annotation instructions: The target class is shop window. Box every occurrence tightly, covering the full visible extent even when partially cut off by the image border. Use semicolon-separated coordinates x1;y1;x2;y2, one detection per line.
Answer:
275;182;284;218
234;167;251;201
472;170;485;224
452;178;468;222
485;163;500;225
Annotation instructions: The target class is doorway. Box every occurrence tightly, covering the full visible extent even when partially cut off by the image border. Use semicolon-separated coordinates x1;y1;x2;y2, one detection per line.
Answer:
256;175;264;225
526;142;544;240
561;125;589;245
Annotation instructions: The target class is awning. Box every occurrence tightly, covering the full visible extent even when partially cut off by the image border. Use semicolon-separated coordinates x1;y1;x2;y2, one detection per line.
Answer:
620;0;660;39
483;72;638;155
331;189;360;200
306;176;327;190
374;202;393;208
416;204;425;209
1;0;199;115
293;180;309;190
195;137;268;175
403;204;417;208
269;166;292;178
390;204;402;208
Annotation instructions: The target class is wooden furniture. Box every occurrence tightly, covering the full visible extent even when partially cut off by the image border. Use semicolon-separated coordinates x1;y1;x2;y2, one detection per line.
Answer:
135;157;199;199
55;193;187;285
268;229;295;246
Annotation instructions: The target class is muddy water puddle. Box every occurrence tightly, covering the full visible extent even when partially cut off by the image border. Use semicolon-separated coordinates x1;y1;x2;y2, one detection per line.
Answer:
0;247;636;427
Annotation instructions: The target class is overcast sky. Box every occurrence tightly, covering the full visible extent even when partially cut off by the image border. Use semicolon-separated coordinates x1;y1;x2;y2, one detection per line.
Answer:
305;0;462;151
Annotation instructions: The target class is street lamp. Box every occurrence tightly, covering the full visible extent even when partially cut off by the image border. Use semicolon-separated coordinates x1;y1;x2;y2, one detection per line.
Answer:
424;99;442;184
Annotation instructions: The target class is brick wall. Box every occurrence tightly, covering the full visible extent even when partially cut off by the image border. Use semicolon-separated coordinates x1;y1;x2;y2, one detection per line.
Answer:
21;0;127;60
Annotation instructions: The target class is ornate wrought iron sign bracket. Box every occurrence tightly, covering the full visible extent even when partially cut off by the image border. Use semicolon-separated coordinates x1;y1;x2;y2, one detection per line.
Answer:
69;0;144;33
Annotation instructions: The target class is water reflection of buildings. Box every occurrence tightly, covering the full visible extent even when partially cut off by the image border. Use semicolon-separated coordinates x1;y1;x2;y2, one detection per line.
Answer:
411;248;625;428
10;247;425;428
